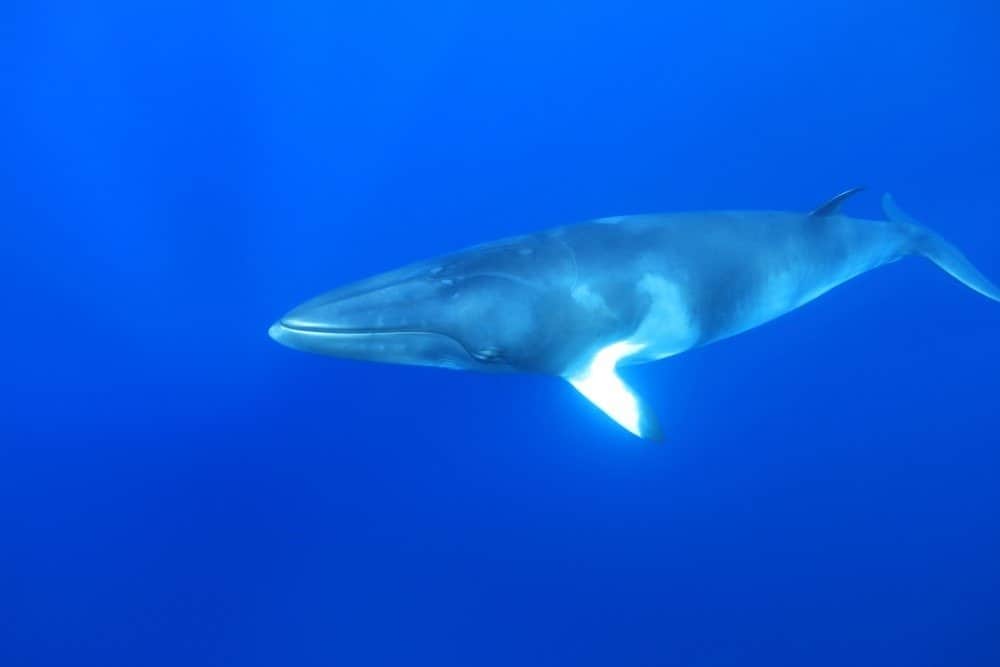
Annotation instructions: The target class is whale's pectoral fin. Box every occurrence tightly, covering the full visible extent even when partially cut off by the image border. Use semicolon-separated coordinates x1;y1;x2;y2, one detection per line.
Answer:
810;186;865;217
564;343;663;440
566;373;663;441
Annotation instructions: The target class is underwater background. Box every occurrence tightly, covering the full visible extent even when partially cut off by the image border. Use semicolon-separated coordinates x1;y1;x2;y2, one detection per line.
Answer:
4;1;1000;665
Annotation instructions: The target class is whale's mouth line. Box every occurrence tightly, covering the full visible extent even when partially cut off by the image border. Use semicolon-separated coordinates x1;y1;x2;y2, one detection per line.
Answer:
272;321;494;365
276;321;444;337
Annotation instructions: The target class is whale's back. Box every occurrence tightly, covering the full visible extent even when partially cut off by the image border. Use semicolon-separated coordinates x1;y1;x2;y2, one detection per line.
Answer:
560;208;908;348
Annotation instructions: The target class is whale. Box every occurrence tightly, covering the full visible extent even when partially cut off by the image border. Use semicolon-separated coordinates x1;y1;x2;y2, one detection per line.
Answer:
269;189;998;439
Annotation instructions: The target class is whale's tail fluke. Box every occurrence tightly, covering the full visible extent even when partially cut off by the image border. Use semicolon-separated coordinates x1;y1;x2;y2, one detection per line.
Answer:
883;193;1000;303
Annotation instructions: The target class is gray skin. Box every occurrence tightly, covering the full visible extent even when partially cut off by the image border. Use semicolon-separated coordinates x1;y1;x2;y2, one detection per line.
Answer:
269;191;998;439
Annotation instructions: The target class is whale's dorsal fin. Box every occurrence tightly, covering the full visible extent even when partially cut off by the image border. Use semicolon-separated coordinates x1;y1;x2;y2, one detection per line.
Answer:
810;187;865;217
564;342;664;441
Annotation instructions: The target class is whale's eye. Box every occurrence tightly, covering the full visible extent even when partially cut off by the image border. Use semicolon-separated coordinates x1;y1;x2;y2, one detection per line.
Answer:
472;346;505;363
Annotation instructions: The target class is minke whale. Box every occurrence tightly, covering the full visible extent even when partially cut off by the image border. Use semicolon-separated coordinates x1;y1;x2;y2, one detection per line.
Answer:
269;189;998;439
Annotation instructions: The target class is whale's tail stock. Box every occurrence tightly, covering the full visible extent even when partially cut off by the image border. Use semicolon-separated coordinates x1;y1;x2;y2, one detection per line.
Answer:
883;193;1000;303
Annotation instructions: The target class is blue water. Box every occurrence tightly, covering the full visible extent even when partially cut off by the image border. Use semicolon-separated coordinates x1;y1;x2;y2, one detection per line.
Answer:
4;2;1000;665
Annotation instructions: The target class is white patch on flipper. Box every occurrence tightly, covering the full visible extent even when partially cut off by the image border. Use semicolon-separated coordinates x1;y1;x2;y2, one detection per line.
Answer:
566;341;651;438
565;274;698;438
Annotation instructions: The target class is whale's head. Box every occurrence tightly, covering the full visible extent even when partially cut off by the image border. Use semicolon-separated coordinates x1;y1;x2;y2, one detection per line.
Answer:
269;237;579;373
